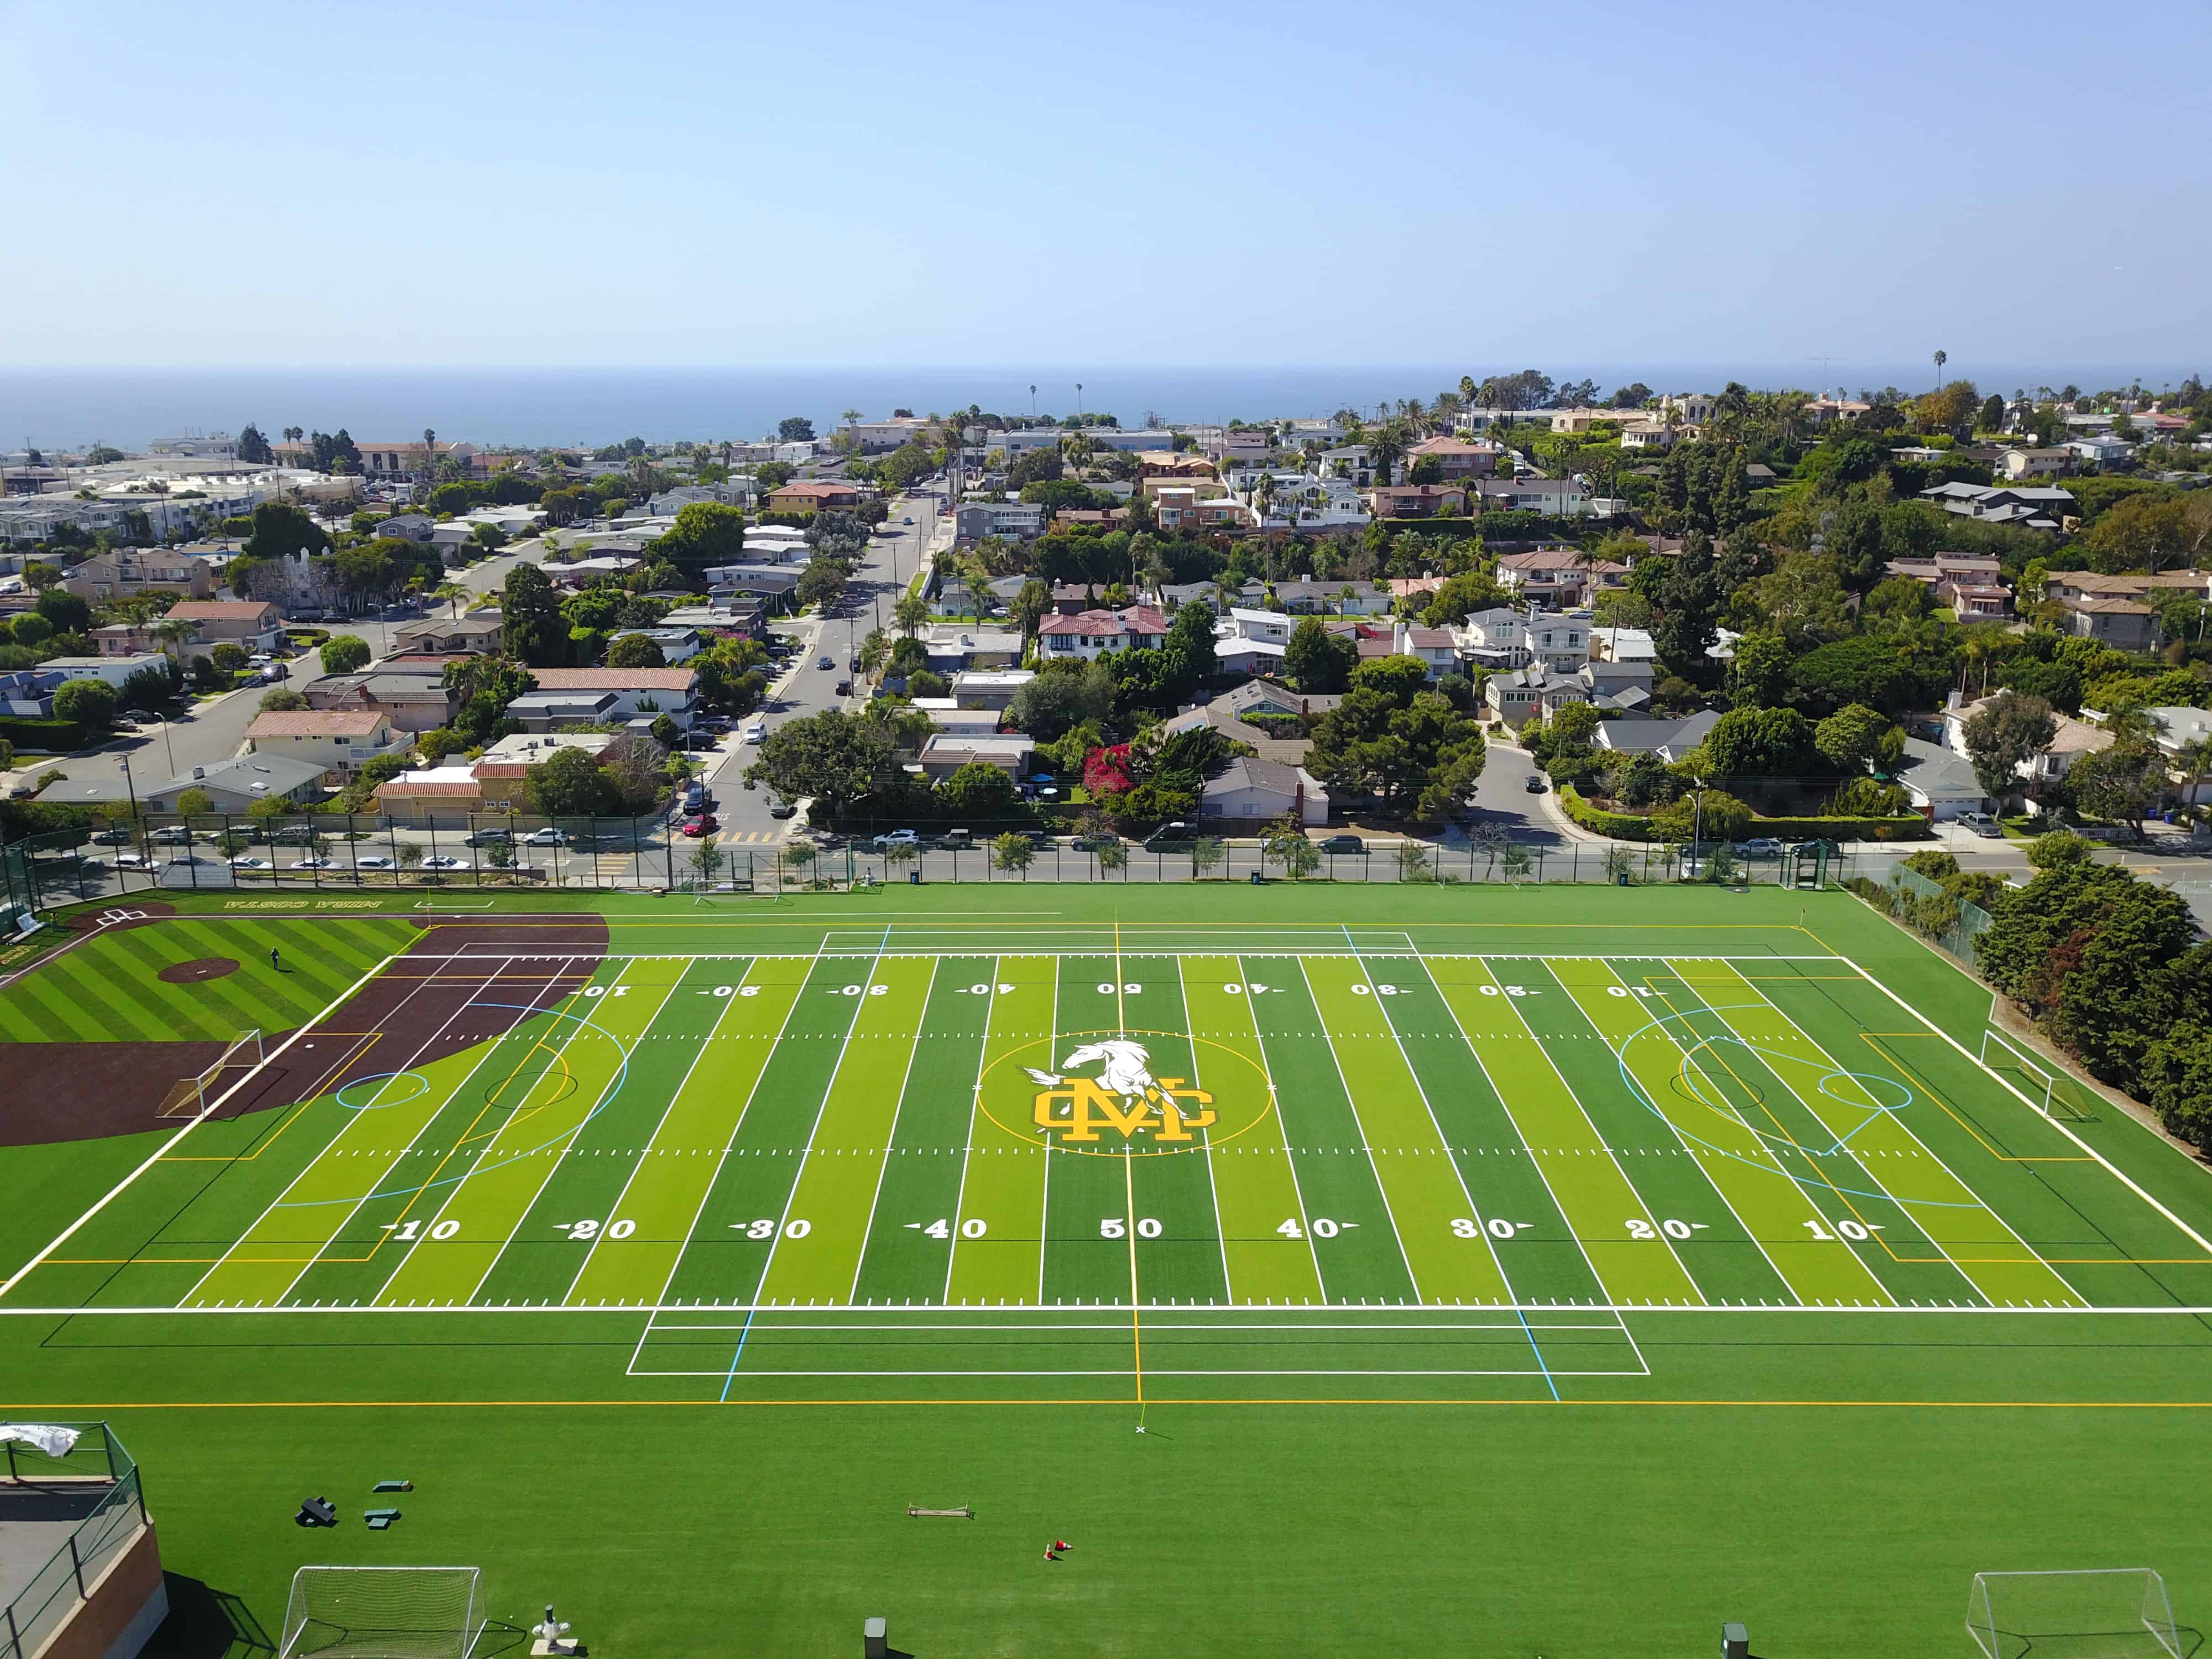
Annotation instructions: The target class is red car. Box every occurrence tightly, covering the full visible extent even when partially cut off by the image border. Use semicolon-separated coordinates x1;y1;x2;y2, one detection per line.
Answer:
681;815;718;837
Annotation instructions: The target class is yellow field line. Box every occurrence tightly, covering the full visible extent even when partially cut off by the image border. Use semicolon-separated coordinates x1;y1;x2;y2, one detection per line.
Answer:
1860;1034;2093;1164
18;1396;2212;1411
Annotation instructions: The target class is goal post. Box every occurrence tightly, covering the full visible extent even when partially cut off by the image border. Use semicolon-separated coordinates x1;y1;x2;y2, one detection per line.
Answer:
1967;1569;2182;1659
1978;1027;2094;1122
279;1566;486;1659
157;1028;264;1119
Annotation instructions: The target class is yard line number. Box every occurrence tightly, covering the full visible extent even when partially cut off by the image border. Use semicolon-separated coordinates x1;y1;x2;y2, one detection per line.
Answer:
728;1218;812;1239
1803;1217;1877;1241
554;1218;637;1241
1452;1217;1533;1239
1625;1217;1707;1240
383;1219;460;1241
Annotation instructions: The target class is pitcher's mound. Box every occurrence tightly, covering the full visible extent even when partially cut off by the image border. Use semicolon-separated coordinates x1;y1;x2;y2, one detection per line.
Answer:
160;957;241;984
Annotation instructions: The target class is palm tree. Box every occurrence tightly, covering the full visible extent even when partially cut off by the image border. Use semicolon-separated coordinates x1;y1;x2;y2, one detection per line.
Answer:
1932;350;1947;391
434;581;468;620
841;408;862;429
894;593;928;636
152;618;195;661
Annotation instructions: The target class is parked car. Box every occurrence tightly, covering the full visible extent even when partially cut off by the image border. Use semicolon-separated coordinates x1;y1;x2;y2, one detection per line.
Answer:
463;828;513;846
267;823;320;843
92;828;136;846
521;828;571;846
847;656;859;672
115;853;159;870
873;829;920;848
1957;811;2001;838
1317;834;1366;854
1524;774;1547;793
1072;834;1120;852
354;854;397;870
227;855;272;869
681;815;718;837
151;826;195;844
421;854;463;870
742;723;766;744
768;801;797;820
1144;822;1193;848
289;856;333;870
1732;837;1787;858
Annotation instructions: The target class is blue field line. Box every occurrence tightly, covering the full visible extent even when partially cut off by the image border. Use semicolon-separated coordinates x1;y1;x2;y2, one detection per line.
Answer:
718;1302;761;1401
1511;1300;1561;1400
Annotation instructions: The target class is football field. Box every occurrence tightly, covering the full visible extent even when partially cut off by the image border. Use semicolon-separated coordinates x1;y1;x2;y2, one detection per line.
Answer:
10;907;2209;1405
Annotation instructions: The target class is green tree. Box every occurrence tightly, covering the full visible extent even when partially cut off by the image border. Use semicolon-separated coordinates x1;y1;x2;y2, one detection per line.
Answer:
743;711;893;818
211;642;248;674
1188;837;1226;879
2065;739;2167;833
501;562;569;667
11;613;54;648
1262;827;1321;880
1007;661;1114;741
34;589;92;635
778;416;815;443
1651;788;1751;842
941;761;1021;820
2027;829;2094;869
653;502;749;583
258;686;308;711
1284;617;1355;692
1728;632;1791;707
1814;703;1899;775
524;747;616;817
320;635;371;674
606;633;667;670
1960;691;2056;800
53;677;119;731
992;831;1035;876
1700;706;1814;778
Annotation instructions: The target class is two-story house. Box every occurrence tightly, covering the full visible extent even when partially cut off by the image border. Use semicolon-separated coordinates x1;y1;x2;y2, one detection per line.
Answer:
1402;436;1502;479
1364;484;1468;519
245;708;405;781
1494;550;1628;607
59;549;215;604
1474;477;1590;518
1036;607;1171;661
1449;607;1591;674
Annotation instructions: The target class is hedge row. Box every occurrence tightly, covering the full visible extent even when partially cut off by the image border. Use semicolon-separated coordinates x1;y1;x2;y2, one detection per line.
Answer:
1558;786;1931;843
0;717;90;753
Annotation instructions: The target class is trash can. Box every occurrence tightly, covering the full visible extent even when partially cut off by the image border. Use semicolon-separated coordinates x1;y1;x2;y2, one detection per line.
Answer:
1617;873;1629;886
1249;870;1263;885
909;870;921;885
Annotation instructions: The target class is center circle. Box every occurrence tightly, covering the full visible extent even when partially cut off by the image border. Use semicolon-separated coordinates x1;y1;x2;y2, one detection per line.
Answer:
1817;1068;1915;1113
979;1029;1272;1156
336;1071;431;1110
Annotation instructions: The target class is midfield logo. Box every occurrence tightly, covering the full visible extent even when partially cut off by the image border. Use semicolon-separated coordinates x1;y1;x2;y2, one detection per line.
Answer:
1024;1039;1217;1145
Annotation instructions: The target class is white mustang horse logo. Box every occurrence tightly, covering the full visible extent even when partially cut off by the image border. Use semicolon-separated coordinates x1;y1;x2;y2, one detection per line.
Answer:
1025;1039;1174;1106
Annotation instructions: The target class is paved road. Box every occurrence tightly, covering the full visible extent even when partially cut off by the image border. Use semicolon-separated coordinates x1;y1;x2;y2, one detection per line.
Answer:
702;490;949;847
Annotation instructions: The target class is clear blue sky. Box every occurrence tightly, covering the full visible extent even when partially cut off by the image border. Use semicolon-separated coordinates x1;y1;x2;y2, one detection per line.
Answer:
8;0;2208;370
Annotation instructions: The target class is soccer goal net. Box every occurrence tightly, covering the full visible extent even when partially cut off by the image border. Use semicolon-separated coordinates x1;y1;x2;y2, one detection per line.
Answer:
279;1566;486;1659
157;1029;263;1119
1979;1027;2094;1122
1967;1569;2182;1659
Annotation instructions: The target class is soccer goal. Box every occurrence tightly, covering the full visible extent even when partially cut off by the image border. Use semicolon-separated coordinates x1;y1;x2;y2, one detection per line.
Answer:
1967;1569;2183;1659
280;1567;486;1659
156;1028;263;1119
1979;1027;2095;1123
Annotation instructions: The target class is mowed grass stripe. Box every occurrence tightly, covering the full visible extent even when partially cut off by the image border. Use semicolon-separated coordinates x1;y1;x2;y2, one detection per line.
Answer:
370;962;684;1307
1424;958;1703;1308
1123;958;1230;1307
279;985;597;1308
1039;957;1134;1307
1243;957;1416;1306
1180;956;1323;1306
106;924;277;1036
1698;961;2083;1309
0;954;131;1040
568;957;809;1308
184;974;556;1307
1300;958;1515;1306
660;957;866;1307
1512;963;1791;1306
754;957;936;1306
944;957;1057;1306
1372;962;1601;1308
1645;966;1989;1310
847;958;995;1307
473;958;742;1308
1561;959;1895;1307
59;927;247;1038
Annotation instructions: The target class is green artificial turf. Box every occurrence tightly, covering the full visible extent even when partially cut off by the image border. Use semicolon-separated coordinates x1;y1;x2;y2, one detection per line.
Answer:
5;885;2210;1658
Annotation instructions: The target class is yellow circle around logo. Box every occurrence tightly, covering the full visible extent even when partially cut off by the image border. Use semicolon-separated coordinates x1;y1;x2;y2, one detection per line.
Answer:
978;1028;1274;1157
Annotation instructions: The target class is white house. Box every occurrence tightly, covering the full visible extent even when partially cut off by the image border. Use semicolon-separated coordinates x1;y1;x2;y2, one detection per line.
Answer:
1201;757;1328;826
1451;608;1591;674
1036;607;1170;661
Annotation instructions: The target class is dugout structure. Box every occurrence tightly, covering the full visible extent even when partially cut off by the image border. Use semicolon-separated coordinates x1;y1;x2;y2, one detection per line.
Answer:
280;1567;486;1659
1967;1569;2183;1659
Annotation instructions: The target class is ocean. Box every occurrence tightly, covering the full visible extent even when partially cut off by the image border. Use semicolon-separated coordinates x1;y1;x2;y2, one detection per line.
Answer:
1;363;2200;452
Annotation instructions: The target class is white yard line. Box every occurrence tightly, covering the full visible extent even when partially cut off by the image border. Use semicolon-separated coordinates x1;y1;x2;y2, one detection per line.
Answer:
262;966;576;1308
1578;960;1812;1307
937;958;1001;1303
1235;957;1328;1296
847;957;940;1304
364;962;644;1306
1172;957;1235;1300
1699;959;2081;1308
1843;958;2212;1259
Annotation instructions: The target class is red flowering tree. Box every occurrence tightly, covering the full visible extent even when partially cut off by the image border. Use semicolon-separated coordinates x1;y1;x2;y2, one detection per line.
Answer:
1083;743;1134;796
